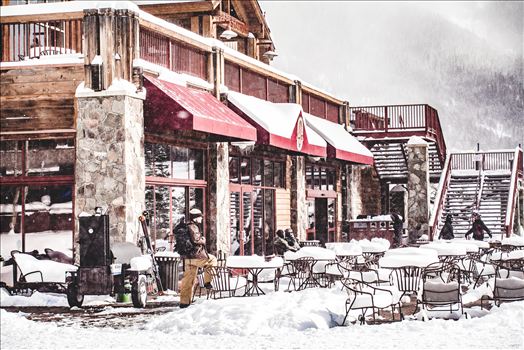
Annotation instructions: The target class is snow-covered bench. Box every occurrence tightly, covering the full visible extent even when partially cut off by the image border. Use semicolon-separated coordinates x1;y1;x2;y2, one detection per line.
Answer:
10;250;78;293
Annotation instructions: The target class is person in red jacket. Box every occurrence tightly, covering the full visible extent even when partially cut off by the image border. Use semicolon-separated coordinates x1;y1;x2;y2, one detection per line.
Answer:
465;211;492;241
179;209;217;308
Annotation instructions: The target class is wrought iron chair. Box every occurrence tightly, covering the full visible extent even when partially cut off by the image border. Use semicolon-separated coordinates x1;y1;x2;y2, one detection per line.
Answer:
286;257;315;291
417;262;465;320
340;277;401;325
390;265;424;319
208;266;248;299
481;259;524;309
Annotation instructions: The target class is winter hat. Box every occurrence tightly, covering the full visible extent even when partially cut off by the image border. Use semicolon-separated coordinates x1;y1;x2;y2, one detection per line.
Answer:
189;208;203;218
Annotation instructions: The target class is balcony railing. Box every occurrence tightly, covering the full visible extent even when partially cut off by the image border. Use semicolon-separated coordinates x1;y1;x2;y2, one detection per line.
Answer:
451;150;518;172
348;104;447;163
1;17;83;62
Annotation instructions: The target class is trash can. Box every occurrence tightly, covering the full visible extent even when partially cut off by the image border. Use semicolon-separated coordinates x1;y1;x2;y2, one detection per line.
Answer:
154;254;181;292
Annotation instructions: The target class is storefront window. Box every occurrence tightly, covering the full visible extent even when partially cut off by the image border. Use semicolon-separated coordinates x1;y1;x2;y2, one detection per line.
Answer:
253;159;263;186
23;185;73;254
146;142;205;180
145;184;206;245
0;139;74;257
26;139;74;176
0;141;23;177
155;144;171;178
229;157;239;183
306;164;336;192
240;158;251;184
263;160;273;187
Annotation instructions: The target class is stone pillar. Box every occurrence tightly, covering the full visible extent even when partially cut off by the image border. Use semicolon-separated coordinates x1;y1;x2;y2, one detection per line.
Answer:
350;165;381;218
406;136;430;239
290;155;307;240
75;90;145;258
207;142;230;255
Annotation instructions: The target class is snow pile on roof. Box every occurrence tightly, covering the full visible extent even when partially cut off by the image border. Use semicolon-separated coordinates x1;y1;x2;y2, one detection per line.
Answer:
305;112;373;159
227;91;302;138
407;136;428;145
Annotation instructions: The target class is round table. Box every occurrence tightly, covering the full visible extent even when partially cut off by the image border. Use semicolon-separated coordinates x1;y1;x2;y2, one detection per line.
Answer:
379;254;439;269
226;256;284;296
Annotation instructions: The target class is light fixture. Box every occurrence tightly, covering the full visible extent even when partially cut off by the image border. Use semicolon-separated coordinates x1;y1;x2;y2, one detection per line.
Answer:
262;50;278;60
220;29;237;40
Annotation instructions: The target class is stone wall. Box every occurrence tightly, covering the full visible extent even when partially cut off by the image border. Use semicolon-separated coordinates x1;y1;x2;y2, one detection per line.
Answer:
406;139;430;240
207;142;230;255
290;156;307;240
75;92;144;259
349;165;381;218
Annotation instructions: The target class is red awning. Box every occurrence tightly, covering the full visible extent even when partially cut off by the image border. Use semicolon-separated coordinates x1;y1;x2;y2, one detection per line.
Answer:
226;91;327;157
144;77;257;141
305;112;374;165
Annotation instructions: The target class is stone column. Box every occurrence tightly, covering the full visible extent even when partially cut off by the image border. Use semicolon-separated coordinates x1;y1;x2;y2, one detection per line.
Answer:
290;155;307;240
75;89;145;258
406;136;430;239
350;165;381;218
207;142;230;256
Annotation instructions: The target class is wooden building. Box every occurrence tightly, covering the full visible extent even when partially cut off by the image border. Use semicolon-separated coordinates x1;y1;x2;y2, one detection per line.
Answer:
0;0;376;263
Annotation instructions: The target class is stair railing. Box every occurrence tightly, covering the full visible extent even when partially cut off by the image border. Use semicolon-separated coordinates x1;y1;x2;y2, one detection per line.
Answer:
429;152;452;240
504;147;523;237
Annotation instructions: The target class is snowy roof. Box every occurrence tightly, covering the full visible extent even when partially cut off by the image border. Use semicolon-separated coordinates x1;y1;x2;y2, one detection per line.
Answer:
407;135;428;145
304;112;373;161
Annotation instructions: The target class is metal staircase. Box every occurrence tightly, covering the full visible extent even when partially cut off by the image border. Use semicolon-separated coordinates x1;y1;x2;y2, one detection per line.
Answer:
430;148;523;240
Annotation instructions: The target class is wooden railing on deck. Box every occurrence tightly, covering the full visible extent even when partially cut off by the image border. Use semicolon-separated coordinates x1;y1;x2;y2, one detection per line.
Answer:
1;15;83;62
348;104;446;163
138;24;209;81
451;150;516;171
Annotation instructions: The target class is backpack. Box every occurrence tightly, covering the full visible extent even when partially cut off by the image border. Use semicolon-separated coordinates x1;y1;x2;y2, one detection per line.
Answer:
174;222;197;256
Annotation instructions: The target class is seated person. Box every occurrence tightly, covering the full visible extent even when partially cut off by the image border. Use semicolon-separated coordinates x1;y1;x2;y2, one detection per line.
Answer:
273;229;292;256
284;228;301;252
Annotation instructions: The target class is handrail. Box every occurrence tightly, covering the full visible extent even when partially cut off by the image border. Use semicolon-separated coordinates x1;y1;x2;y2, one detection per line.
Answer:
504;147;523;237
429;152;452;240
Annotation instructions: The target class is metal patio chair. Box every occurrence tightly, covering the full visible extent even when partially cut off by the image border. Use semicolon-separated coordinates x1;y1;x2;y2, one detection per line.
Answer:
340;277;401;325
208;266;248;299
417;262;465;320
286;257;315;291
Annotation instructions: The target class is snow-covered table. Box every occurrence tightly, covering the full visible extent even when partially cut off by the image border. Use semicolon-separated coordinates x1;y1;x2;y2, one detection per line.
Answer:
379;254;439;269
284;247;337;287
420;243;469;257
226;256;284;296
324;242;363;260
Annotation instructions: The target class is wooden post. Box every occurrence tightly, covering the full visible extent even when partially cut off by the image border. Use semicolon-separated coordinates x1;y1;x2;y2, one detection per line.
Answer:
202;15;216;38
212;46;224;98
83;7;139;90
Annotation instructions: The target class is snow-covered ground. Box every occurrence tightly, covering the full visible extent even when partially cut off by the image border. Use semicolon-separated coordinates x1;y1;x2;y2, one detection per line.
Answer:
1;283;523;350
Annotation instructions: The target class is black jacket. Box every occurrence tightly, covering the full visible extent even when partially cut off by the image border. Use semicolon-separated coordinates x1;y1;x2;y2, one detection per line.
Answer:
439;221;454;240
465;218;492;241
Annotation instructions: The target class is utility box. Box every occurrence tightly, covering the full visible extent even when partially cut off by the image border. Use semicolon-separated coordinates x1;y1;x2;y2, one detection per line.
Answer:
79;215;111;267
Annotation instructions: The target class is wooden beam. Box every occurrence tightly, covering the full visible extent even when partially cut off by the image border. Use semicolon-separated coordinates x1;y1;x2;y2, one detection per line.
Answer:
139;18;211;52
223;54;294;85
214;11;249;37
301;85;344;106
1;12;83;24
138;2;215;16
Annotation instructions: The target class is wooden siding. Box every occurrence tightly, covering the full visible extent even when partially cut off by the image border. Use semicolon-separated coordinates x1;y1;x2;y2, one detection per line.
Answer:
275;188;291;230
267;78;289;103
0;65;82;132
224;61;241;92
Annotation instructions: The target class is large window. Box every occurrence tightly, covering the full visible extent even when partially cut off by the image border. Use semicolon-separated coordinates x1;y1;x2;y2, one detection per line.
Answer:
145;142;205;180
305;164;336;191
229;155;282;256
145;142;207;249
0;138;75;259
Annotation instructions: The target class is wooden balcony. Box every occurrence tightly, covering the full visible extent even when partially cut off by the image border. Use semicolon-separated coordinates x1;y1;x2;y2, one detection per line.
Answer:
349;104;446;163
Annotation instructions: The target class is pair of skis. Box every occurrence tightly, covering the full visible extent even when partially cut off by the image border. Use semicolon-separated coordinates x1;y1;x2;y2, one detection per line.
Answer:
138;212;163;294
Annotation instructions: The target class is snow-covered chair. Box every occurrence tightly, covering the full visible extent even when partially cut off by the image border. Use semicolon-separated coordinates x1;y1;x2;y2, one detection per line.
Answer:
10;250;77;293
481;259;524;308
340;277;402;325
209;266;247;299
417;262;464;319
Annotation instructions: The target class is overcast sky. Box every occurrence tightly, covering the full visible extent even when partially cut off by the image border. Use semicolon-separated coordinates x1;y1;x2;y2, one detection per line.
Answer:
259;1;523;148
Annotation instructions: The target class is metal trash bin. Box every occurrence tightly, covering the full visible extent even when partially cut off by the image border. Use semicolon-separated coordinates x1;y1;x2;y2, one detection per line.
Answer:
154;255;181;292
